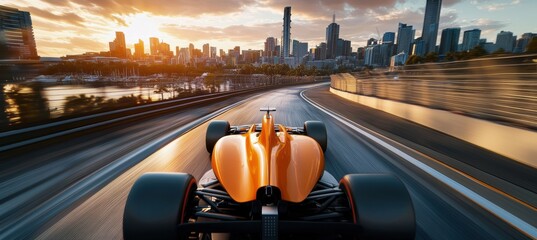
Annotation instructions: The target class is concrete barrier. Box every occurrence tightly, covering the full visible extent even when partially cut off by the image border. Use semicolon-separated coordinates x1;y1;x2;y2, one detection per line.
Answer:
330;87;537;169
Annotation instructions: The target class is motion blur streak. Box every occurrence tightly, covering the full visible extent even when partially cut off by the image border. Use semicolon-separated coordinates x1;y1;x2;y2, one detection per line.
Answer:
301;90;537;239
332;54;537;130
0;85;535;239
0;94;258;239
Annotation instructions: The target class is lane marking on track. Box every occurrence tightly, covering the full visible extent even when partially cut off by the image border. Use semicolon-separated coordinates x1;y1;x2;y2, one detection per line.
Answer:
300;90;537;239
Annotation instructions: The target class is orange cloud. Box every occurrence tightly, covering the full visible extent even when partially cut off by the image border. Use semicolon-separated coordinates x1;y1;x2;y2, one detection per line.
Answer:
159;23;281;43
41;0;256;16
23;6;86;26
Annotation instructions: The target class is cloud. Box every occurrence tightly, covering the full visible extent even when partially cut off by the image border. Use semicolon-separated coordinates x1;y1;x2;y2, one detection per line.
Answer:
157;1;436;51
470;0;520;11
458;18;507;33
439;8;459;29
69;37;108;50
37;37;107;53
31;18;67;32
22;6;85;26
160;22;281;44
39;0;257;17
443;0;462;7
40;0;71;6
261;0;403;20
11;0;526;58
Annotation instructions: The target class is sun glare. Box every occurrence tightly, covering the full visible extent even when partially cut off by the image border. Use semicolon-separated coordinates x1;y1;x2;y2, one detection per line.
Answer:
120;13;163;46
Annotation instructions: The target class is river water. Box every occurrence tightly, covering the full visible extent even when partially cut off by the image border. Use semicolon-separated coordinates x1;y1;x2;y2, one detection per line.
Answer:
0;75;320;129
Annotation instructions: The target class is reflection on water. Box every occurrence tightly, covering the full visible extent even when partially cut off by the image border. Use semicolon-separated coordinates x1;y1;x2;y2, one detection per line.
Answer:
2;83;50;128
1;75;318;129
1;79;229;127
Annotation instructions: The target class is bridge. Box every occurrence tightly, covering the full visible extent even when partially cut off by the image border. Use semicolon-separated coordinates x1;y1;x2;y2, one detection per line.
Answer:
0;58;536;239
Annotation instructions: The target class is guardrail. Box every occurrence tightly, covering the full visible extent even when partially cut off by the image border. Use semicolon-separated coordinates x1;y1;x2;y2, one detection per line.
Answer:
331;54;537;130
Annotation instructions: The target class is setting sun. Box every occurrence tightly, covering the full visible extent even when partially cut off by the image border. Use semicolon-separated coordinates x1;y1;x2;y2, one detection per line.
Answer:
120;13;164;50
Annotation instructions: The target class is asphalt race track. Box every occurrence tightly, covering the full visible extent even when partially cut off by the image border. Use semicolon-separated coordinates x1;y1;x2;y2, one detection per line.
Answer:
1;83;535;239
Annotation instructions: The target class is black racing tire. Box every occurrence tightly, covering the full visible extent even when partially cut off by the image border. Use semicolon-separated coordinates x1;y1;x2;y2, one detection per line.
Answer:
123;172;197;240
339;174;415;240
206;120;230;153
304;121;327;152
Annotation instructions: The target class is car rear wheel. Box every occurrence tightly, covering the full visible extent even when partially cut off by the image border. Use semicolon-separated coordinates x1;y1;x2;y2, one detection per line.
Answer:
304;121;327;152
123;172;197;240
339;173;415;240
206;120;230;153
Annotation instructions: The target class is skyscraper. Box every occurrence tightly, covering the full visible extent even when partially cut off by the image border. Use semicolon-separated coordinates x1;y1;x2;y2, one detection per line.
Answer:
292;39;308;62
461;29;481;51
335;38;344;57
178;48;190;64
203;43;210;57
315;42;327;60
210;46;216;58
189;43;194;57
439;27;460;55
364;44;382;66
496;31;516;52
422;0;442;54
109;32;126;58
412;37;425;56
264;37;277;57
281;6;291;58
343;40;352;56
150;37;159;55
326;14;340;59
234;46;241;62
367;38;378;46
159;41;171;56
514;33;537;53
380;41;395;67
0;5;38;59
382;32;395;43
396;23;415;55
134;39;144;59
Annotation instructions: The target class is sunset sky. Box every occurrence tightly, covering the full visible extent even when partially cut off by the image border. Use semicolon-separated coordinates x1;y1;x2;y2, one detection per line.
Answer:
2;0;536;57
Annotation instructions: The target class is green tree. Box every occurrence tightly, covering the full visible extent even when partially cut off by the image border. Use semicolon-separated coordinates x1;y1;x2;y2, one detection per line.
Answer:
468;45;488;58
307;66;318;76
405;55;423;65
154;85;169;100
526;37;537;53
424;52;438;63
116;94;139;106
493;48;506;54
63;94;105;115
4;83;50;125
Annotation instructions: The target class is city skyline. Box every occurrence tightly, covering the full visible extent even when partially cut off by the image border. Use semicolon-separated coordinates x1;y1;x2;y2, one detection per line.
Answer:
1;0;536;57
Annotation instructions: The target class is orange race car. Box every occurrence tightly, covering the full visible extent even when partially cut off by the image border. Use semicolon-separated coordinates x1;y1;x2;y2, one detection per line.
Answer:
123;108;415;239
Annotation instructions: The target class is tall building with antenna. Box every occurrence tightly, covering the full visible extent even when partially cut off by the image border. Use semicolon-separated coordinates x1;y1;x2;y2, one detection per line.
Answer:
422;0;442;54
326;14;340;59
281;6;291;58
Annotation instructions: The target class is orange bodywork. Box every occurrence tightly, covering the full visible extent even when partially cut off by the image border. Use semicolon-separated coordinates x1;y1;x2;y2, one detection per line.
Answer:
211;114;325;203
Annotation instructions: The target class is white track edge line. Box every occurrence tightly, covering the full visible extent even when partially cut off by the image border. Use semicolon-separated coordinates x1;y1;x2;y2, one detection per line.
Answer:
300;90;537;238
